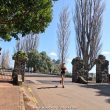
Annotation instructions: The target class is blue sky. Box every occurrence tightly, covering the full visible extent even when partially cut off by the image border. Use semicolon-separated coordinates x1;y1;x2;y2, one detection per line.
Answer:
0;0;110;73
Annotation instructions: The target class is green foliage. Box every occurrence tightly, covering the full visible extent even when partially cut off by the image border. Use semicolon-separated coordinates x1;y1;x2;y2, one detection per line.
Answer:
0;0;53;41
26;50;39;68
52;59;60;74
65;72;72;77
39;51;53;73
26;50;54;73
26;50;61;74
13;51;28;61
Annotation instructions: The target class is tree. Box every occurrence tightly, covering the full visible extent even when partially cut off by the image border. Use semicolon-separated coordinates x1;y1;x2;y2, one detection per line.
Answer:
1;50;10;69
27;51;53;73
74;0;104;71
26;50;60;73
0;0;53;41
26;50;39;72
52;59;60;64
15;33;39;53
1;51;5;69
52;59;60;74
40;51;52;73
57;7;70;64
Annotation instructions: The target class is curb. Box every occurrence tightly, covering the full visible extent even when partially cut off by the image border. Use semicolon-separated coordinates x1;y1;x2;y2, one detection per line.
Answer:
19;87;25;110
20;85;38;110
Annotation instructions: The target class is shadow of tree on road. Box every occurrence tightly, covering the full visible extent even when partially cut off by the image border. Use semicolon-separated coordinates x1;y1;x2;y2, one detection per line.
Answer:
79;83;110;103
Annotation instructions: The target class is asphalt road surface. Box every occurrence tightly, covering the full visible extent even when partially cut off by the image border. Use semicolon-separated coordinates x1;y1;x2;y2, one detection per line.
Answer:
24;74;110;110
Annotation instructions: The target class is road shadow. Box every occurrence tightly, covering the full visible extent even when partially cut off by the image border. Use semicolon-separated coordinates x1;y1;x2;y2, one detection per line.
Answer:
79;83;110;103
25;80;35;84
106;99;110;103
37;86;58;89
0;80;12;83
37;80;72;85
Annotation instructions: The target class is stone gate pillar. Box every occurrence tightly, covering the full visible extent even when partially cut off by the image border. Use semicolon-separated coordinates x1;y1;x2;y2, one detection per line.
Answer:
95;55;109;83
71;57;84;82
12;51;28;85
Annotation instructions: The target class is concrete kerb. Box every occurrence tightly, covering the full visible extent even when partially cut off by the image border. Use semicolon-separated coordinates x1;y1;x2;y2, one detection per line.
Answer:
19;86;25;110
20;84;39;110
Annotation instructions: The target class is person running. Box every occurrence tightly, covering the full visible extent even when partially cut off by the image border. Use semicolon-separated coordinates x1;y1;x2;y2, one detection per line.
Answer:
60;63;66;88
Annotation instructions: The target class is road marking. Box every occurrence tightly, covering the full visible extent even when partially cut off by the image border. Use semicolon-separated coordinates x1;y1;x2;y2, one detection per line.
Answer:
32;97;38;103
28;87;32;92
20;86;38;104
27;87;38;104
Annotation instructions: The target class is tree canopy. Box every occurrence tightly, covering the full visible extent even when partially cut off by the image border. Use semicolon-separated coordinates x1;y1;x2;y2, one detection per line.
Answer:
0;0;53;41
57;7;70;64
74;0;104;71
26;50;60;73
12;50;28;61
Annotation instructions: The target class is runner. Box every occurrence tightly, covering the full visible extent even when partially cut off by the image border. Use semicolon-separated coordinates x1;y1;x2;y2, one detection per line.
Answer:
60;63;66;88
55;63;67;88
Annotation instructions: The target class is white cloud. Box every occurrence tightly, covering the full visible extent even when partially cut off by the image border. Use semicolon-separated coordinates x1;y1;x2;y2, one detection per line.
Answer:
49;52;57;57
101;51;110;55
66;58;73;63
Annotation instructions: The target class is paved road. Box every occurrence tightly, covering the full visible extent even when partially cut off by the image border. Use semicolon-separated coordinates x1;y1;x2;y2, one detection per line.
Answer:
24;75;110;110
